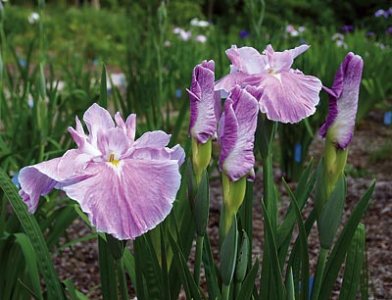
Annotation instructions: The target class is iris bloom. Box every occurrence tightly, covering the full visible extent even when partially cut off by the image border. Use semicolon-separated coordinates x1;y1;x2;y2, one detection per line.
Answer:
320;52;363;149
215;44;322;124
218;85;260;181
188;60;217;183
188;60;216;143
18;103;185;240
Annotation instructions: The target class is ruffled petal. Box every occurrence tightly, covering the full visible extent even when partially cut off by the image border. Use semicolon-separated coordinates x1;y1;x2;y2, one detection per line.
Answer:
320;52;363;148
130;145;185;166
258;70;322;123
219;86;259;181
188;60;217;143
264;44;310;73
62;159;181;240
133;131;171;148
214;72;255;96
226;46;267;74
18;150;92;213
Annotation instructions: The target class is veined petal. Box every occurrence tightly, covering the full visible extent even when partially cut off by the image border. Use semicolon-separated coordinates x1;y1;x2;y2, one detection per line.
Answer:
62;159;181;240
115;112;137;141
83;103;115;146
214;72;260;96
130;145;185;166
133;131;171;148
219;85;259;181
258;70;322;123
264;44;310;73
320;52;363;148
18;150;92;213
189;60;217;144
226;46;267;74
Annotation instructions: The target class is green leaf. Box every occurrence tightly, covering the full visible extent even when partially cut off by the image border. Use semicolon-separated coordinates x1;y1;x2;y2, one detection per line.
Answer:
318;175;346;249
285;268;295;300
194;170;210;236
63;279;89;300
122;248;136;289
283;179;309;300
235;230;249;283
100;64;108;107
319;181;375;300
260;200;285;300
0;169;64;299
339;223;365;300
236;259;259;300
98;234;118;300
202;236;221;299
168;233;201;300
220;217;238;285
14;233;43;300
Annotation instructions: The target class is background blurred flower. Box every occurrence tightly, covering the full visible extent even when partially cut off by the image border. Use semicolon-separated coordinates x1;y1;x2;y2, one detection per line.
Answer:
341;25;354;33
190;18;209;27
28;12;40;24
239;29;250;39
374;9;387;18
195;34;207;43
18;103;185;240
286;24;299;37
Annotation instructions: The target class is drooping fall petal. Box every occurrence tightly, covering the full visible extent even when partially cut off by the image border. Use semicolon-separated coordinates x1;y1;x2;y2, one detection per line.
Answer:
320;52;364;149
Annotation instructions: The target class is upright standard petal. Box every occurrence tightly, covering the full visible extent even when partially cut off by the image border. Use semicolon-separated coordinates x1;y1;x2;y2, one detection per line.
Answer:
188;60;217;143
62;159;181;240
320;52;364;149
218;85;259;181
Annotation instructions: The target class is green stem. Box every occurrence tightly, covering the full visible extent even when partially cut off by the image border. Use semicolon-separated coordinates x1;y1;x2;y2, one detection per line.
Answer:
193;235;204;286
117;260;129;300
312;247;329;300
222;284;230;300
234;282;242;299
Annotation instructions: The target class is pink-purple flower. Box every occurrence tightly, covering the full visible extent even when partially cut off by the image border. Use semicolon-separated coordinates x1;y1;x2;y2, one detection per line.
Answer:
218;85;260;181
18;103;184;240
188;60;217;143
215;44;322;124
320;52;364;149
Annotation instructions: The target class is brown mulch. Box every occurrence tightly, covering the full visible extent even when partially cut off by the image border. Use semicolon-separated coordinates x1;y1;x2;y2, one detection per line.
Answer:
54;111;392;299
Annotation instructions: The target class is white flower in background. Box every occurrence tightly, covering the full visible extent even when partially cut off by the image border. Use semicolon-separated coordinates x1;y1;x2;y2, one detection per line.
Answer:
195;35;207;43
27;94;34;108
164;40;171;47
298;26;306;33
286;24;299;37
173;27;182;34
28;12;40;24
173;27;192;41
190;18;209;28
179;29;192;41
332;33;344;41
375;42;386;50
335;40;348;49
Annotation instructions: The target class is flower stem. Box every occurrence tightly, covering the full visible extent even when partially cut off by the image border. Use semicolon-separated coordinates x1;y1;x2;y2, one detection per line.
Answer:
193;235;204;286
311;247;329;299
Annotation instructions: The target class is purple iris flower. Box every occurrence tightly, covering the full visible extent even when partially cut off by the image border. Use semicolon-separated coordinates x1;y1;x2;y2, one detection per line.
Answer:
215;44;322;123
320;53;364;149
341;25;354;33
188;60;218;143
18;103;185;240
387;26;392;35
239;30;250;39
374;9;387;18
218;85;260;181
